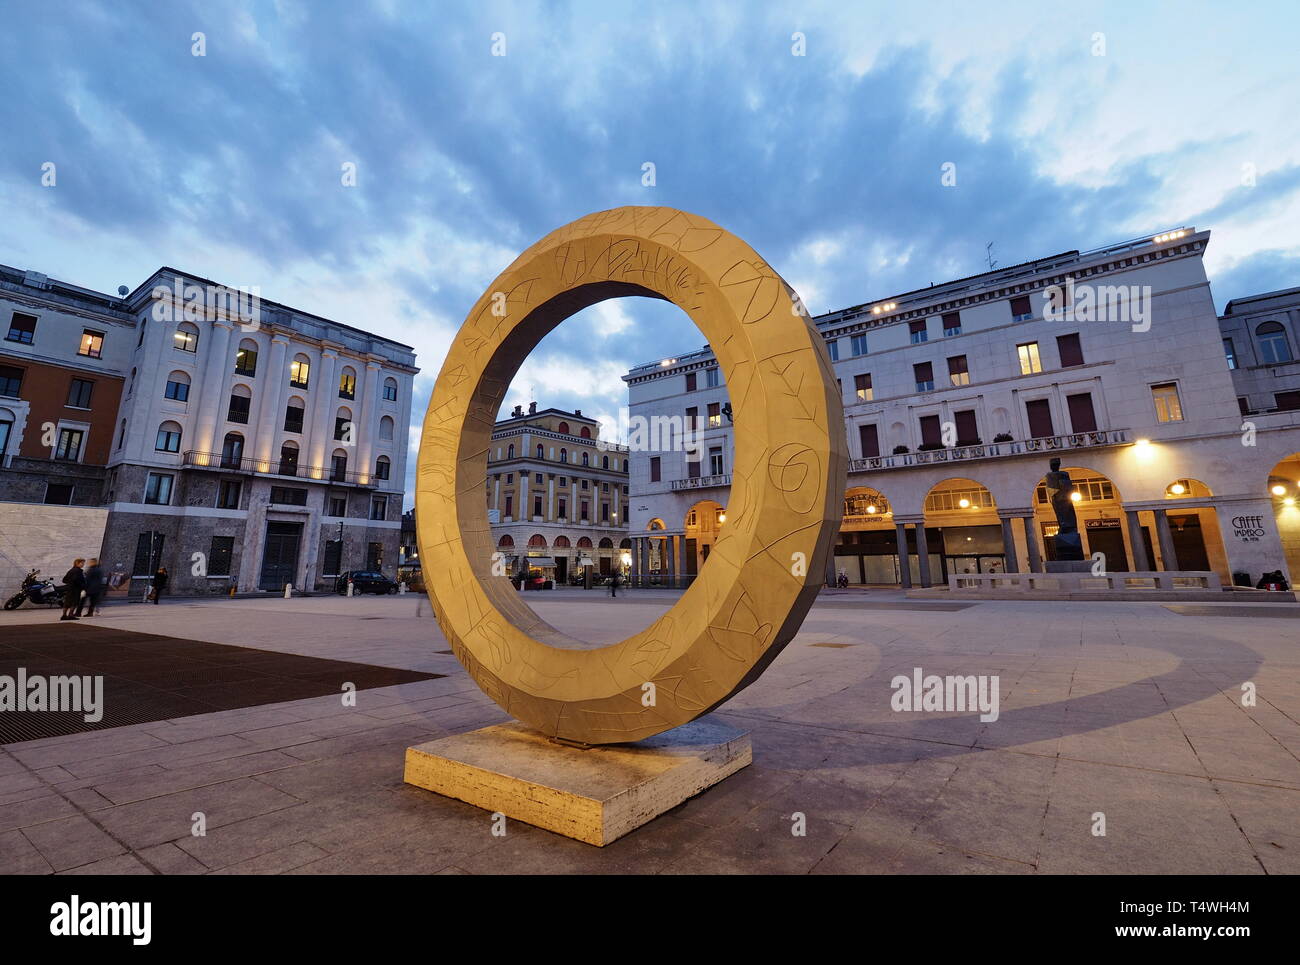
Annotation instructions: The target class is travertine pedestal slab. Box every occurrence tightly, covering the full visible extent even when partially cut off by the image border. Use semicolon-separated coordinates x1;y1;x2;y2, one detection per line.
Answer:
404;715;751;846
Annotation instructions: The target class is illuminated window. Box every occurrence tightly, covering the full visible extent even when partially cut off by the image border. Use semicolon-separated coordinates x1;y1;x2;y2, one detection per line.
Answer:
1017;342;1042;375
79;329;105;358
1151;383;1184;423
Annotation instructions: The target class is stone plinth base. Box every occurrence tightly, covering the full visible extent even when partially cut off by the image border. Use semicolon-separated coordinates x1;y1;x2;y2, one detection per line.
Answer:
404;715;751;846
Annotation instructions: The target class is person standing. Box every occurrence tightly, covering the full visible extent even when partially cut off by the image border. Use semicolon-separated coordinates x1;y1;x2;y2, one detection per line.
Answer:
609;571;620;598
60;558;86;621
152;565;168;605
81;559;106;616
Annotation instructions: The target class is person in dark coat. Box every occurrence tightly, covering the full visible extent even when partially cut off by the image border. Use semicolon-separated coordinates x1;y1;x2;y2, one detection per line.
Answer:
152;566;168;604
609;571;620;598
60;558;86;621
80;559;106;616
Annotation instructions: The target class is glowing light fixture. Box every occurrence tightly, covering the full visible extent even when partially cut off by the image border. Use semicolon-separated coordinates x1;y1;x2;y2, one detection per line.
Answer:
1153;230;1188;244
1070;491;1083;502
958;497;970;508
870;301;898;315
1170;483;1186;495
867;504;878;514
1286;497;1297;507
1272;484;1287;496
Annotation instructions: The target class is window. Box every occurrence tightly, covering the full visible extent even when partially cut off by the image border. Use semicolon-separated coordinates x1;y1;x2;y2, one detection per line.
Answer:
1276;391;1300;412
919;414;942;447
156;421;182;452
1009;295;1033;322
1223;338;1237;370
954;409;979;444
1056;333;1084;367
580;500;589;520
371;496;388;521
323;540;343;576
290;357;310;388
1151;382;1184;423
855;373;873;401
375;455;391;480
334;415;352;441
947;356;969;386
557;421;570;435
601;502;610;522
504;495;513;518
558;497;567;518
1066;392;1098;432
144;473;173;505
6;312;36;344
328;496;347;517
1025;399;1055;437
53;428;84;461
379;415;395;440
0;419;12;456
709;446;725;475
44;483;73;505
173;323;199;353
558;447;567;463
331;451;348;481
235;343;258;376
165;373;190;401
270;486;308;506
116;419;126;449
339;369;357;399
382;378;398;401
284;403;305;433
533;495;542;517
507;444;515;459
227;389;251;424
1017;342;1042;375
1238;396;1251;416
684;406;699;431
67;378;93;408
708;402;721;427
913;361;934;392
0;365;24;397
688;453;701;478
705;367;720;388
685;372;697;392
279;442;299;476
858;424;879;458
218;480;242;509
581;451;590;466
909;320;928;344
133;532;165;576
1256;321;1293;364
850;334;868;357
650;456;661;482
208;536;235;577
942;312;961;337
536;443;544;459
220;432;244;468
826;339;839;361
367;542;383;571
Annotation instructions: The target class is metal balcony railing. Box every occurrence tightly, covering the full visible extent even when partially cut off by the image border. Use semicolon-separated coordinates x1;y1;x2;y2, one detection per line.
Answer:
670;472;732;491
848;429;1130;474
182;450;376;486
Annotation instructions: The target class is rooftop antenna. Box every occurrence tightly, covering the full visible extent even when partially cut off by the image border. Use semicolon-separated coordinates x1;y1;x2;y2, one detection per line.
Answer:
985;243;998;271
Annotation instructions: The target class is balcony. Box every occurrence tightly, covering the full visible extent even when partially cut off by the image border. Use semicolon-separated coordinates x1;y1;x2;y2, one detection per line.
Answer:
183;450;376;487
849;429;1130;474
671;472;732;491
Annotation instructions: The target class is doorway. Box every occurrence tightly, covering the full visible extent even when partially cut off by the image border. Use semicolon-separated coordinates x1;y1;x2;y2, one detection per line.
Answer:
260;521;302;590
1085;524;1129;572
1170;514;1211;570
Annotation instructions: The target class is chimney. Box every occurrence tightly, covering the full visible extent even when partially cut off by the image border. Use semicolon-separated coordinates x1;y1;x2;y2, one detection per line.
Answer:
574;409;581;416
528;401;537;415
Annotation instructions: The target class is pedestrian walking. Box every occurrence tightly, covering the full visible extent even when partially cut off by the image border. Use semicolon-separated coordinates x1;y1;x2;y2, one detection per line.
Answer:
60;558;86;621
151;565;168;605
81;559;106;616
609;572;620;598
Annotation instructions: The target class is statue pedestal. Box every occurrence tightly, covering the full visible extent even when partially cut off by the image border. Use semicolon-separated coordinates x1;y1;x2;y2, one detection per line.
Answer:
404;715;751;846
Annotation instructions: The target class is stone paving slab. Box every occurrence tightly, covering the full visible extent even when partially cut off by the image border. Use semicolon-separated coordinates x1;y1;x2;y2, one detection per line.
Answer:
0;592;1296;873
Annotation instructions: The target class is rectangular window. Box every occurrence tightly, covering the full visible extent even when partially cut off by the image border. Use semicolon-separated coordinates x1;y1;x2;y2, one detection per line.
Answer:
227;393;251;424
854;373;873;401
133;532;165;576
913;361;934;392
371;495;388;521
707;402;721;427
685;372;697;392
504;495;513;518
55;428;84;461
208;536;235;577
685;406;698;430
290;359;310;388
1066;392;1098;432
688;454;701;479
67;378;94;408
533;495;542;518
156;426;181;452
144;473;173;505
78;329;104;358
709;446;724;475
954;409;979;444
580;500;589;520
328;496;347;517
234;346;257;376
330;454;348;481
947;355;969;386
650;456;661;482
1010;296;1033;322
826;339;839;361
334;416;350;440
323;539;343;577
919;414;942;447
284;404;305;433
218;479;242;509
174;327;198;352
6;312;37;344
366;542;383;571
165;378;189;401
1025;399;1055;438
858;423;880;458
558;498;567;518
705;367;720;388
1274;391;1300;412
601;502;610;521
0;365;23;397
1017;342;1042;375
339;371;356;399
942;312;961;337
375;458;390;480
1151;382;1184;423
43;483;74;505
1238;396;1251;416
850;334;868;356
270;486;309;506
0;420;12;457
1057;332;1084;367
1224;338;1237;370
909;320;928;344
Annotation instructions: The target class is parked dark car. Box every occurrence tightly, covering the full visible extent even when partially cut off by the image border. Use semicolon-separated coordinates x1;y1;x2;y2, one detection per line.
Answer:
335;570;399;595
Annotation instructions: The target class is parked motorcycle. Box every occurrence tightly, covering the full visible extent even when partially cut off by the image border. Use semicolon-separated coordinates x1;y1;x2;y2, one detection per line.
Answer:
3;569;65;610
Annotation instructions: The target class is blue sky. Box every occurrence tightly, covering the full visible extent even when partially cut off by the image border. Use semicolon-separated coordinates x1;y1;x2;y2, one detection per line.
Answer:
2;0;1299;505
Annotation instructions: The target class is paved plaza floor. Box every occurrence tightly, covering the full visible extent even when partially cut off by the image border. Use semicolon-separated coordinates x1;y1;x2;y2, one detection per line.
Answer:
0;588;1296;874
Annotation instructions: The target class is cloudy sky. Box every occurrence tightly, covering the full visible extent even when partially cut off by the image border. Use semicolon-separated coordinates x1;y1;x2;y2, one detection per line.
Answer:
2;0;1298;505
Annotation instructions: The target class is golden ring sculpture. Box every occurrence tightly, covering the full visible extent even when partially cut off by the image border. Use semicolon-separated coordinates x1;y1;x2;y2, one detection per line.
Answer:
416;206;847;744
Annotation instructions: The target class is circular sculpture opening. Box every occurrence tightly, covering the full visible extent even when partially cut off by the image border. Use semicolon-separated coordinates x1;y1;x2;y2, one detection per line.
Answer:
417;206;846;743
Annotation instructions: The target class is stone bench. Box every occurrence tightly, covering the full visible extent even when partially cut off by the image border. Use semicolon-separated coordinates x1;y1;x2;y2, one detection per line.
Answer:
948;570;1222;593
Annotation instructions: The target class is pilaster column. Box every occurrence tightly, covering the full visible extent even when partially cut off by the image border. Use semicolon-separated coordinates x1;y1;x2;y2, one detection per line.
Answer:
1154;509;1179;571
1125;509;1151;571
915;521;933;587
192;320;234;456
547;478;555;520
355;358;382;484
1021;516;1043;573
999;516;1020;573
895;521;912;589
630;537;641;581
254;334;291;469
307;348;339;474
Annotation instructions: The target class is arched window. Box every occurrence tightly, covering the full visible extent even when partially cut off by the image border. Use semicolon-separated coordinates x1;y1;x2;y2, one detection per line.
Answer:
581;452;589;466
619;538;631;549
599;537;613;548
557;421;570;434
383;376;398;402
528;534;547;548
498;534;515;547
375;454;391;480
284;395;307;434
164;370;191;402
560;448;568;463
553;536;571;548
331;448;348;481
1257;321;1293;364
379;415;395;441
155;420;182;453
279;441;299;476
580;426;592;438
227;383;252;424
174;321;199;353
290;353;311;388
221;432;244;468
334;406;353;442
536;443;545;458
128;367;137;397
507;443;515;459
622;459;628;472
116;419;126;450
235;339;258;376
601;455;609;469
338;366;357;399
577;536;593;548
